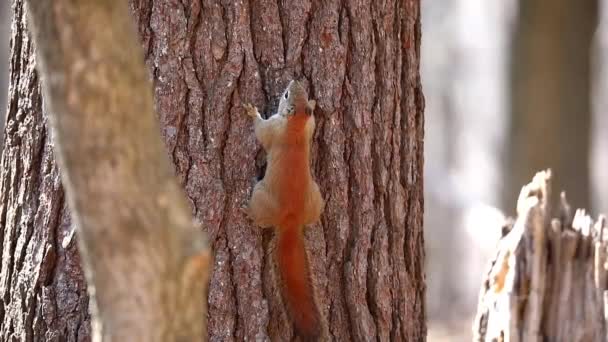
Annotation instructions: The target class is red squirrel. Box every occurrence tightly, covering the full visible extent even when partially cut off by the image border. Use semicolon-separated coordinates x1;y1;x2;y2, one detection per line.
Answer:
244;80;324;340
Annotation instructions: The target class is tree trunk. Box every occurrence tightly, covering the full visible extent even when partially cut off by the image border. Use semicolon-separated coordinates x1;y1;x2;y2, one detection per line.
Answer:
24;0;211;340
507;0;598;212
473;170;608;342
0;0;426;340
591;1;608;216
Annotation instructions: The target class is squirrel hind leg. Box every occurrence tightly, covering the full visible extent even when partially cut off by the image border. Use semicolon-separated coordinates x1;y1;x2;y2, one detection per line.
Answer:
303;182;325;225
256;160;267;182
247;182;280;228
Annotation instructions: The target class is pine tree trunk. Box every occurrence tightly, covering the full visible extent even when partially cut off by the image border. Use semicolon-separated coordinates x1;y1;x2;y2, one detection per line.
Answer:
0;0;426;340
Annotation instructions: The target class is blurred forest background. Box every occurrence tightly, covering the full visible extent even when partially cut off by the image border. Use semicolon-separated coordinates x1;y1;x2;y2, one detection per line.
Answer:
424;0;606;340
0;1;606;341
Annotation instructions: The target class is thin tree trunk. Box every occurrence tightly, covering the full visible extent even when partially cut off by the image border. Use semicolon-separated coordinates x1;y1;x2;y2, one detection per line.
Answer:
1;0;426;340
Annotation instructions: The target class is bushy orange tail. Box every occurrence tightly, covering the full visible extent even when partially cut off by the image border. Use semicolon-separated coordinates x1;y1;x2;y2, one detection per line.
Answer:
276;222;320;340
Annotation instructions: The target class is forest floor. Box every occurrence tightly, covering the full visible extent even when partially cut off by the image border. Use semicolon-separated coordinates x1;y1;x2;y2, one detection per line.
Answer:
427;316;473;342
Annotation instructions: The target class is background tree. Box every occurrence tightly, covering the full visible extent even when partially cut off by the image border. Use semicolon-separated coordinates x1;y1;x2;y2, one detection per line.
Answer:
507;0;598;211
0;0;425;340
592;2;608;216
422;2;512;338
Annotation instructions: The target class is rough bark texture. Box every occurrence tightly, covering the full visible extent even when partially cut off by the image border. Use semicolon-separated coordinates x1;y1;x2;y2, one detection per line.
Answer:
473;170;608;342
507;0;597;211
1;0;425;340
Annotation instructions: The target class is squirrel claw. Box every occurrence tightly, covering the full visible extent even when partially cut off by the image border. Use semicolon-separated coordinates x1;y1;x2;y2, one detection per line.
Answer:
239;199;250;217
240;205;251;220
243;103;257;118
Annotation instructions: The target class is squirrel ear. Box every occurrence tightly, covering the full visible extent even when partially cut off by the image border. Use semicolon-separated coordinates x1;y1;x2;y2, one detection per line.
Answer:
308;100;316;111
305;100;316;116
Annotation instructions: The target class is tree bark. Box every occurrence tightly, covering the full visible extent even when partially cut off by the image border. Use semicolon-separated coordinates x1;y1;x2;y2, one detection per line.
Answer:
1;0;426;340
473;170;608;342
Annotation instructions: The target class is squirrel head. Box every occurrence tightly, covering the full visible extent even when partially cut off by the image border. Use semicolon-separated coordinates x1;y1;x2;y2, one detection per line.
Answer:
278;80;316;118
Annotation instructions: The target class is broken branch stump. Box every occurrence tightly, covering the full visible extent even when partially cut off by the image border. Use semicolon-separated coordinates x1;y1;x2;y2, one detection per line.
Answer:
473;170;608;342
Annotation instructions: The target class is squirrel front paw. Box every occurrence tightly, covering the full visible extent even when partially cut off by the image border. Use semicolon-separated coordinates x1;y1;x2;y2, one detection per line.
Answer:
243;103;258;118
239;202;252;221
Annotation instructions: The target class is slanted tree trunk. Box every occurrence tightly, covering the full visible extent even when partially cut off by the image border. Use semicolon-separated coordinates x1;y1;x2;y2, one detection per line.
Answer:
0;0;426;340
23;0;211;340
0;2;92;340
474;170;608;342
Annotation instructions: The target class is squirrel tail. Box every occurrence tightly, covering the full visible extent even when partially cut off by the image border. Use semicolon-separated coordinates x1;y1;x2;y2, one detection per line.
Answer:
276;220;321;340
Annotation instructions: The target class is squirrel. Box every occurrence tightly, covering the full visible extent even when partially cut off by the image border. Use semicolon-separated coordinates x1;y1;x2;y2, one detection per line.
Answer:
244;80;324;340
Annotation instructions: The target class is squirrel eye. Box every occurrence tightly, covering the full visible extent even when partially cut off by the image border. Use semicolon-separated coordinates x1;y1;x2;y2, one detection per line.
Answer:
284;91;289;99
